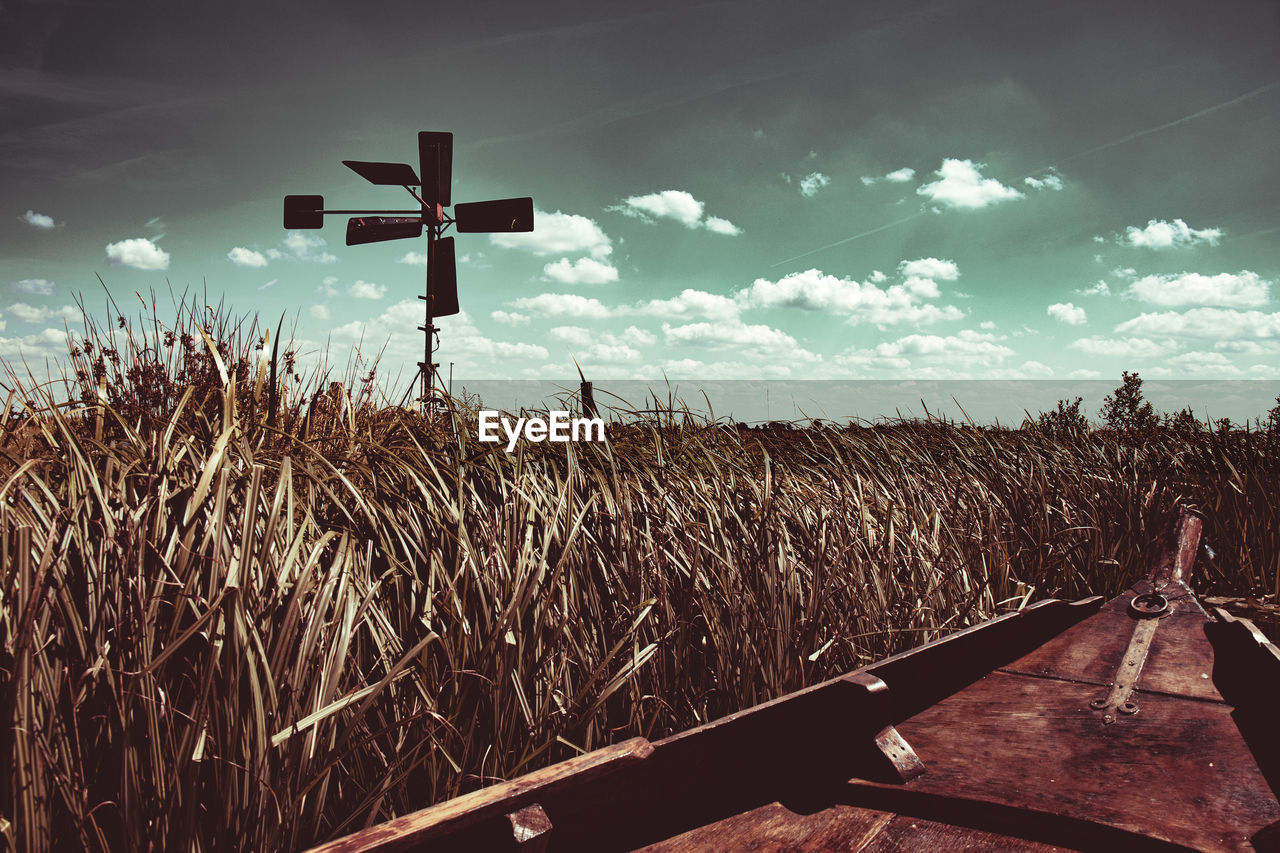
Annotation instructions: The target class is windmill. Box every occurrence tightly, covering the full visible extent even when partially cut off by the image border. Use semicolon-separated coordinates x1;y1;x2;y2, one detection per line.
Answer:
283;131;533;409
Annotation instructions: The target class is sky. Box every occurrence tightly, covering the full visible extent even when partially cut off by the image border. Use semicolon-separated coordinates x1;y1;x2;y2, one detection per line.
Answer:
3;0;1280;406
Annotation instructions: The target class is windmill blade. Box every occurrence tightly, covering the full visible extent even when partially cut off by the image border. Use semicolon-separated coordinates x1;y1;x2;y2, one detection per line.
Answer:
429;237;459;317
343;160;421;186
417;131;453;208
284;195;324;229
345;216;423;246
454;197;534;233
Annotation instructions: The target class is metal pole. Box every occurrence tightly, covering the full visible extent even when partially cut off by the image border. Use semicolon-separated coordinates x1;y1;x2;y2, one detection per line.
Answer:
420;219;437;411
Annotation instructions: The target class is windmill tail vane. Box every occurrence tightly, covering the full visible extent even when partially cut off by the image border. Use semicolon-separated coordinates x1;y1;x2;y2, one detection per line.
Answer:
283;131;534;409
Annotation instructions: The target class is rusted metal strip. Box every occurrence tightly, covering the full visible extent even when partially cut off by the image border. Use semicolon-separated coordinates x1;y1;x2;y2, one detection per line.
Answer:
506;803;552;851
873;725;926;781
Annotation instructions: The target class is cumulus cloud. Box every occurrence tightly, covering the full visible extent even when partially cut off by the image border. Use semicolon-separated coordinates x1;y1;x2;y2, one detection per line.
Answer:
549;326;644;363
7;303;81;323
737;260;964;326
310;305;330;320
861;167;915;185
1079;280;1111;296
228;247;269;267
399;251;428;266
1161;351;1242;376
836;329;1015;374
610;190;741;235
916;159;1023;210
283;232;337;263
508;293;612;319
663;318;818;361
491;209;612;258
1048;302;1087;325
11;278;55;296
1122;218;1223;249
1124;271;1268;307
1116;308;1280;339
0;328;67;360
1024;172;1064;191
704;216;742;236
637;289;740;321
799;172;831;197
543;256;619;285
105;237;169;270
1068;336;1177;358
22;210;56;229
491;310;531;325
348;280;386;300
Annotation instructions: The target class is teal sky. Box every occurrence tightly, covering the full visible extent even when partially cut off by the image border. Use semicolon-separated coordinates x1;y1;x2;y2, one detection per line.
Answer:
3;0;1280;391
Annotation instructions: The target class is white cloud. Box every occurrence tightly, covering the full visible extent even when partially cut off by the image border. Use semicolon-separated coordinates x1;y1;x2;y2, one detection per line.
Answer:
637;289;740;321
1068;336;1177;358
549;326;642;363
1116;308;1280;339
310;305;330;320
1162;351;1242;376
1048;302;1087;325
22;210;56;229
738;263;964;326
319;275;339;297
622;325;656;346
11;278;55;296
491;310;531;325
228;247;269;267
1019;360;1055;377
348;280;386;299
258;279;277;291
491;209;612;258
861;167;916;185
899;257;959;281
799;172;831;197
7;303;81;323
704;216;742;236
1122;218;1223;249
1124;271;1268;307
1024;172;1064;191
543;256;619;285
1080;280;1111;296
508;293;612;319
282;232;338;263
1067;368;1102;378
663;319;818;361
399;251;428;266
105;237;169;270
610;190;741;235
0;328;67;360
916;159;1023;210
836;329;1015;374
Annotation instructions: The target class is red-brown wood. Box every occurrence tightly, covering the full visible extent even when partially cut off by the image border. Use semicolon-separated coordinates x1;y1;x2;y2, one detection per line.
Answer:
305;508;1279;852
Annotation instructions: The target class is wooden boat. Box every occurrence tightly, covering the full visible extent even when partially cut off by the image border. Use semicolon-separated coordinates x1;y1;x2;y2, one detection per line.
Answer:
310;507;1280;852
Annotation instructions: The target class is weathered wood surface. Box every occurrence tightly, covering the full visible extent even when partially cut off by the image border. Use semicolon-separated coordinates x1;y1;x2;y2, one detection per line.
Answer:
306;507;1280;852
865;670;1279;851
635;802;1073;852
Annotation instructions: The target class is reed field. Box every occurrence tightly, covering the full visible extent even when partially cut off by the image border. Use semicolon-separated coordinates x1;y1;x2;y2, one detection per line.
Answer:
2;299;1279;851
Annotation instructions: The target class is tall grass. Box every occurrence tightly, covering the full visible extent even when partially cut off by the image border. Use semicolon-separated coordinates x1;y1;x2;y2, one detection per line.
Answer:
2;299;1277;850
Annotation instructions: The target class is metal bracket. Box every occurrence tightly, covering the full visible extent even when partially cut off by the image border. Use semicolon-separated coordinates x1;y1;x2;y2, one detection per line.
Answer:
1090;592;1168;724
874;724;926;782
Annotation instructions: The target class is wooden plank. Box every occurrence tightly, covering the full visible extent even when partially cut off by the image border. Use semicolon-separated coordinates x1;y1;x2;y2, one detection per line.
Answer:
874;670;1280;852
1135;598;1221;702
633;801;898;852
860;814;1071;852
305;738;654;853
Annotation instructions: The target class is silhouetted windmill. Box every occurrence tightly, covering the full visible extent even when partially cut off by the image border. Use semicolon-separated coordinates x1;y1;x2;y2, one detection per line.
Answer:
284;131;533;409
